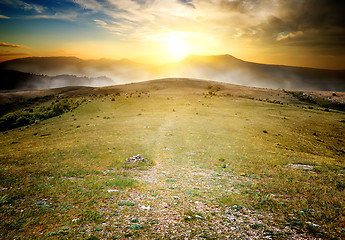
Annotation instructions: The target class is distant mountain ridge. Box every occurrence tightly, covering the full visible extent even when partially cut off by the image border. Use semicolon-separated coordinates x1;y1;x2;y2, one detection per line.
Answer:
157;54;345;91
1;55;345;91
0;69;113;90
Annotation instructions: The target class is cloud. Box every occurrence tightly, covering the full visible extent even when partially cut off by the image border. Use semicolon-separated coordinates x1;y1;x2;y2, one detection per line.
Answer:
218;0;263;13
0;42;24;48
0;50;28;56
0;14;10;19
27;12;78;20
1;0;45;13
71;1;345;38
276;31;304;41
72;0;275;42
245;0;345;54
12;0;336;58
73;0;200;40
177;0;195;8
0;1;80;21
73;0;105;12
93;19;126;36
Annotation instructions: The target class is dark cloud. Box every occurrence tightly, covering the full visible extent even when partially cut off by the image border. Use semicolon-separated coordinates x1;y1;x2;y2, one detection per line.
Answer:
1;0;44;13
219;0;259;13
296;0;345;29
177;0;195;8
237;0;345;54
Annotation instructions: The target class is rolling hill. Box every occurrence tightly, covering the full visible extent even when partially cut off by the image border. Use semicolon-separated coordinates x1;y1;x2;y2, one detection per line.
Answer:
0;69;114;90
1;55;345;91
0;78;344;239
156;55;345;91
0;57;151;88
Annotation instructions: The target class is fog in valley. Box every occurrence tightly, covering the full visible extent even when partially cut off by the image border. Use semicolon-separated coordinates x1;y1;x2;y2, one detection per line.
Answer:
1;55;345;92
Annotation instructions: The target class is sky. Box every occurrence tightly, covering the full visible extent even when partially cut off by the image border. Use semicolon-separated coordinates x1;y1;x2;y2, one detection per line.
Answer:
0;0;345;69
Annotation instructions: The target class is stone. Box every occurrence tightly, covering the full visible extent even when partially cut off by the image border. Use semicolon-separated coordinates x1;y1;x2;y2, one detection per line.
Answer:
288;163;314;170
107;189;119;193
141;205;151;210
125;154;148;163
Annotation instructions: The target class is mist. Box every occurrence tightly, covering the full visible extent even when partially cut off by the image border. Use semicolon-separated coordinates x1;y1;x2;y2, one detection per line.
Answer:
1;55;345;91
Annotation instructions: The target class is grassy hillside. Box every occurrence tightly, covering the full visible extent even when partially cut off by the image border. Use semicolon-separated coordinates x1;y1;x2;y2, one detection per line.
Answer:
0;79;344;239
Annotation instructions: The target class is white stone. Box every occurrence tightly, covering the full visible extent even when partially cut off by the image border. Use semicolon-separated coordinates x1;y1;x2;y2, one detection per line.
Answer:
107;189;119;193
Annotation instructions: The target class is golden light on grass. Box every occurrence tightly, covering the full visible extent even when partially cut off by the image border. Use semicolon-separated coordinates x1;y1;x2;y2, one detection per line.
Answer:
1;80;345;238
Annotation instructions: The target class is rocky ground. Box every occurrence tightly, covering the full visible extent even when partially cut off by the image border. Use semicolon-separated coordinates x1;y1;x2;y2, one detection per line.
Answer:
92;115;316;239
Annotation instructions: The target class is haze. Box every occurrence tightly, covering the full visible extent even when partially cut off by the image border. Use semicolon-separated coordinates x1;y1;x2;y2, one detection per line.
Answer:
1;0;345;70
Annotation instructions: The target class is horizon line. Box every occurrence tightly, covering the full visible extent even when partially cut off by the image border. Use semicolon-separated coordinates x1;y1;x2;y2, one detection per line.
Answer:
1;54;344;71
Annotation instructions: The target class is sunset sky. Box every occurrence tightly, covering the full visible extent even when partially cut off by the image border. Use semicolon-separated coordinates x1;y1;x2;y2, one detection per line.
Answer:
1;0;345;69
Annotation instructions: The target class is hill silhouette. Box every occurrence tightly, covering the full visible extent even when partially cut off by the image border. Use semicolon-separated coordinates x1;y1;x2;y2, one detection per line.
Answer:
1;55;345;91
0;69;114;90
157;54;345;91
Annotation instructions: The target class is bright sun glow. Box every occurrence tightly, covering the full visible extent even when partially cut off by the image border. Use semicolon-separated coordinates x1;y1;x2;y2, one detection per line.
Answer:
165;34;188;59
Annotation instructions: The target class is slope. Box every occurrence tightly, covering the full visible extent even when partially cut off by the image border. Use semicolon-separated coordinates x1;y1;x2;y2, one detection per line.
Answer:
0;79;345;239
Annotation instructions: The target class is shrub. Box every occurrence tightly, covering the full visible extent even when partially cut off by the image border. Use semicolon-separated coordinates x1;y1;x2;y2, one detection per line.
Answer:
0;99;80;131
287;91;345;111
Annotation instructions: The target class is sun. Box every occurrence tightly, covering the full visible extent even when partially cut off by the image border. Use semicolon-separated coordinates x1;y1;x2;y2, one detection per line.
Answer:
164;34;188;59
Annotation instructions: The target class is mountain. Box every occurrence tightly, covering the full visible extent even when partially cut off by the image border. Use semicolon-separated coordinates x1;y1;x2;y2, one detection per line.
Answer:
0;57;83;75
156;54;345;91
0;57;151;84
1;55;345;91
0;69;114;90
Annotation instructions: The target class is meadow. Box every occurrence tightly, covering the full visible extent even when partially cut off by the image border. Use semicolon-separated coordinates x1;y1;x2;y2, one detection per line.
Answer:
0;79;344;239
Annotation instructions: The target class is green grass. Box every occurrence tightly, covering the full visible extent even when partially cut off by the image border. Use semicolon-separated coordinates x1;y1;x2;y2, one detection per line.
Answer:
0;97;81;131
0;79;344;239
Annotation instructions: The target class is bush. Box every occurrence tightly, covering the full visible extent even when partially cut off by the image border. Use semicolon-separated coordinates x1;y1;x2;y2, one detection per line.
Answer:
0;99;80;131
287;91;345;111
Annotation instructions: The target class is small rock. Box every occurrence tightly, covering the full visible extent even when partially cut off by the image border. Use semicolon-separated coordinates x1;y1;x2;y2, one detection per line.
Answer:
128;225;144;230
161;202;169;208
107;189;119;193
125;154;148;163
141;205;151;211
288;163;314;170
231;205;243;211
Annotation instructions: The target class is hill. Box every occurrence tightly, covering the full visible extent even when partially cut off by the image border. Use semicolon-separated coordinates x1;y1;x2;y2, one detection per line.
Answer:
157;54;345;91
1;78;344;239
0;56;151;87
1;55;345;91
0;69;114;90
